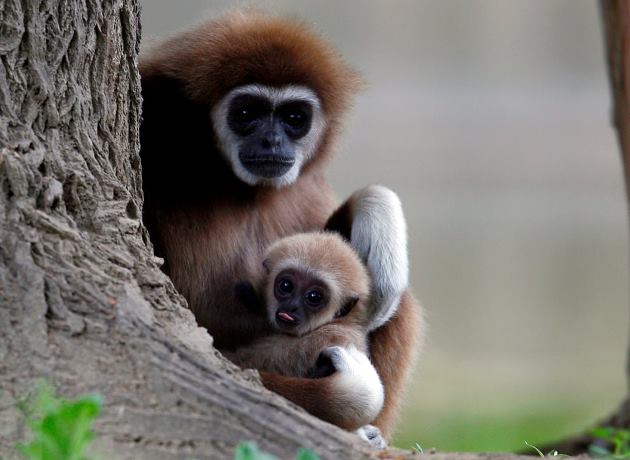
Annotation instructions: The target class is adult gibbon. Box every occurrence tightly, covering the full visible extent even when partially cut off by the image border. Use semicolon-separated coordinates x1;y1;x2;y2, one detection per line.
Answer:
140;10;422;441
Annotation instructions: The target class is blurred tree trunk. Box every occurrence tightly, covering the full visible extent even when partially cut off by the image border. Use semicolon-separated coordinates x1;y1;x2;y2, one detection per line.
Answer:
500;4;630;458
0;1;376;459
543;1;630;455
601;0;630;428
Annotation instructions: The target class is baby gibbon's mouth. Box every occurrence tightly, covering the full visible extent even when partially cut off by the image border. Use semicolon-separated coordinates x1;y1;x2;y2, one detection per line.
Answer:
276;311;296;324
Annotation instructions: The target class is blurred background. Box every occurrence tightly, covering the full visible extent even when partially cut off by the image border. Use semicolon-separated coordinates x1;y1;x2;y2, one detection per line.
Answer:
139;0;628;453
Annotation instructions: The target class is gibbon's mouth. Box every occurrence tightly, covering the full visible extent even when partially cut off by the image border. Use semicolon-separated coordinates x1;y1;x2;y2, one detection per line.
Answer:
276;310;298;325
241;156;295;178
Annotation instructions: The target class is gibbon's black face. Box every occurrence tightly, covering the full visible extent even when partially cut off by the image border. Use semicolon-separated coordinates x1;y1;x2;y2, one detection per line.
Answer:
227;94;313;178
270;268;331;335
211;84;326;187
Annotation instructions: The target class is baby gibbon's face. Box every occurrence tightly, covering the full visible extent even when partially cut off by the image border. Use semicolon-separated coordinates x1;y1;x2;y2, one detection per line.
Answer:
267;268;336;336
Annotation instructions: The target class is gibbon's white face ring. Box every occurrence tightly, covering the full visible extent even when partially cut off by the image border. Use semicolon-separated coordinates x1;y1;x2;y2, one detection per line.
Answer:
211;84;327;188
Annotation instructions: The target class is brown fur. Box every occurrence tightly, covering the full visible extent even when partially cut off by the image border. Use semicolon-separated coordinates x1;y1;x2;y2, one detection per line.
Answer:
229;323;368;379
259;298;423;436
141;10;362;110
141;10;362;169
139;10;419;439
370;291;423;434
260;370;370;431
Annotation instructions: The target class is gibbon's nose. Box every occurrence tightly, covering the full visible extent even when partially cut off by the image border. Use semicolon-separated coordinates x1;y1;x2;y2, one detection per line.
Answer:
260;130;282;150
239;123;295;178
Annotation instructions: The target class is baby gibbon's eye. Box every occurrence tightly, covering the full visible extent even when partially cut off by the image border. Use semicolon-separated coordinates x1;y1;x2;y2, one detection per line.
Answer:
276;278;294;295
304;288;324;307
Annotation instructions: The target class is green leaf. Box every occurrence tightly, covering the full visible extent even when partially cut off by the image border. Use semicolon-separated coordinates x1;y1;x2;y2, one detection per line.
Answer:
295;447;320;460
16;384;102;460
234;442;278;460
591;427;615;441
588;444;612;457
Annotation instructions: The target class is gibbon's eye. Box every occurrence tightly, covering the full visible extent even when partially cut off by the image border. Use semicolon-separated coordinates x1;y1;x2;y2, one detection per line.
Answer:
228;95;271;135
283;110;305;128
235;107;256;123
230;103;261;125
278;101;313;139
304;288;324;307
276;278;294;296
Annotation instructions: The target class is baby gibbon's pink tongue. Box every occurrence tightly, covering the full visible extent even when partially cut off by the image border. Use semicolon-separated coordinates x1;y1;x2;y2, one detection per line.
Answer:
278;312;295;322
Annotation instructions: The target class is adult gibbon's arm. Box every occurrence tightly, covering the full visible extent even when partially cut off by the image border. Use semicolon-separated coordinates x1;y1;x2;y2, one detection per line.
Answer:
326;185;409;331
260;345;384;431
368;291;421;437
326;186;421;438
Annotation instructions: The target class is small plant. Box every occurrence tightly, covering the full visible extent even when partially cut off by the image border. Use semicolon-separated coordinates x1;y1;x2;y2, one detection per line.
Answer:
234;441;320;460
234;442;277;460
16;382;102;460
589;427;630;459
524;441;567;458
294;448;320;460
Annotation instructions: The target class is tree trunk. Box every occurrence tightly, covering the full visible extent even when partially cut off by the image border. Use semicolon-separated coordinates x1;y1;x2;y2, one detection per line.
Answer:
600;0;630;428
537;1;630;455
0;1;378;458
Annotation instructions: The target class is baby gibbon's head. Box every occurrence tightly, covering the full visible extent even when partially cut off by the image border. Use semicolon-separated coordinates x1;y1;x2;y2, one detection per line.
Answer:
262;232;370;336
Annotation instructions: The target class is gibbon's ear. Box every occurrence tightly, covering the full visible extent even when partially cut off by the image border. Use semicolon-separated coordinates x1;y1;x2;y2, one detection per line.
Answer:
262;258;271;274
335;295;359;319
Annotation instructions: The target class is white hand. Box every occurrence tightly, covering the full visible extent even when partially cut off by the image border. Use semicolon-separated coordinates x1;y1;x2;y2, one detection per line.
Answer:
355;424;388;449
